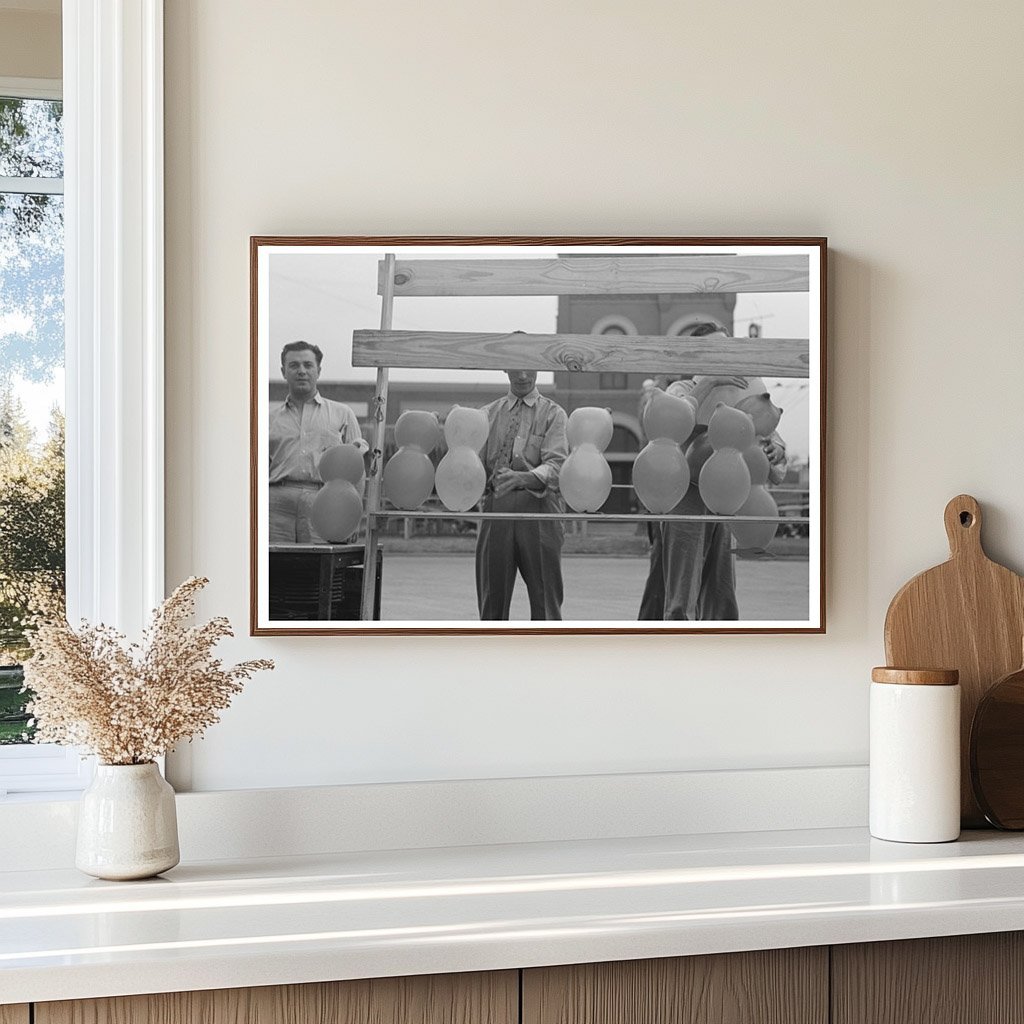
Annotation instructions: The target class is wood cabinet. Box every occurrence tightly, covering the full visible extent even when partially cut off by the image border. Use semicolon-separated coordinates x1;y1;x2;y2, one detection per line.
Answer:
17;933;1024;1024
35;972;517;1024
832;932;1024;1024
522;948;828;1024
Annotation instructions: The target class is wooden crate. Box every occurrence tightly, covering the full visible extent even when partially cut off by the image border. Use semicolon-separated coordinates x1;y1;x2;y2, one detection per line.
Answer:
269;545;383;621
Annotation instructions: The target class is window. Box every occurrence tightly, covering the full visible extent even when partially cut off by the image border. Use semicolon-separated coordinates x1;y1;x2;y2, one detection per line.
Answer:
666;314;727;337
0;5;167;798
0;80;83;797
0;87;65;736
590;314;637;336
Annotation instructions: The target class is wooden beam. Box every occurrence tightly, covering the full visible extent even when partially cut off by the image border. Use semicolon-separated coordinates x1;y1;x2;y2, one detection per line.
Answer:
352;330;810;377
379;255;809;296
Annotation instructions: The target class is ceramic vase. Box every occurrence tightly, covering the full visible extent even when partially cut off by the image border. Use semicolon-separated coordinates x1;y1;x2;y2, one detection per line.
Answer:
76;762;180;880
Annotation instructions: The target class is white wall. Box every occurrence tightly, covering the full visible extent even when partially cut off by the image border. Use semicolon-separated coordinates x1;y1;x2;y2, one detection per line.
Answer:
164;0;1024;791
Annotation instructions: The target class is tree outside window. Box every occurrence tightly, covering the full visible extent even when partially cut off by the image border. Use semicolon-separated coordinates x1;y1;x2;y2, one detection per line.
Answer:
0;94;65;744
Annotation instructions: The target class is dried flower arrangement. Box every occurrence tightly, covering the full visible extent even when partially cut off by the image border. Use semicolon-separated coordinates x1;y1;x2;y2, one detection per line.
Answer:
23;577;273;765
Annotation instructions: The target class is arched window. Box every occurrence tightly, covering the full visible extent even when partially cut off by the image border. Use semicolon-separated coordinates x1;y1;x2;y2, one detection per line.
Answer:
666;314;727;337
590;314;638;336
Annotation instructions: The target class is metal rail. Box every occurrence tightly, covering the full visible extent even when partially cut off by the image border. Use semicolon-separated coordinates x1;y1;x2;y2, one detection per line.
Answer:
374;510;809;524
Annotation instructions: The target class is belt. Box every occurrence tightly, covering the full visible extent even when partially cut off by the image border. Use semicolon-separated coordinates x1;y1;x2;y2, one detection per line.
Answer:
269;480;322;489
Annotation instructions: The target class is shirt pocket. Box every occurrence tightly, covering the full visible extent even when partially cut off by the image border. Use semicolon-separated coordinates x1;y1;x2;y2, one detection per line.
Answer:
523;428;545;466
312;428;342;456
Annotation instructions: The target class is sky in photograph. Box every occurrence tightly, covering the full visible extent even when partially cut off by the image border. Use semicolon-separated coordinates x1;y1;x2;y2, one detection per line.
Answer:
268;250;813;460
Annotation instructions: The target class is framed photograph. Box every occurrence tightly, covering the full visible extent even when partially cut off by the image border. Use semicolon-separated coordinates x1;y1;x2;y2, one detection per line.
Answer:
251;236;826;635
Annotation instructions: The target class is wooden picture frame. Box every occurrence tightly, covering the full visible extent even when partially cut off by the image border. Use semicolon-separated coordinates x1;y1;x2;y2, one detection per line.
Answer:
251;237;826;635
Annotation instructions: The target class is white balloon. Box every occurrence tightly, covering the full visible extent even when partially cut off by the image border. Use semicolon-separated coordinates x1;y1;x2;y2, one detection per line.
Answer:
444;406;489;450
731;485;779;550
560;444;613;512
698;448;751;515
435;446;486;512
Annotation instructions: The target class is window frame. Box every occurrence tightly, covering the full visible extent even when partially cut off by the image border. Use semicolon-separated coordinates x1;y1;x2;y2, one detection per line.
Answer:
0;75;82;795
0;0;165;799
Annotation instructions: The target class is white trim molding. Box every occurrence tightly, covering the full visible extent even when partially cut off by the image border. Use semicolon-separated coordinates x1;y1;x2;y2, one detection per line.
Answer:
3;4;165;799
63;0;164;632
0;75;62;100
0;743;92;799
0;175;64;194
0;765;870;869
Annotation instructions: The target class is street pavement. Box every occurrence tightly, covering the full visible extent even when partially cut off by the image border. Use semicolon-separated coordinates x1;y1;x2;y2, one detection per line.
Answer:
379;552;810;622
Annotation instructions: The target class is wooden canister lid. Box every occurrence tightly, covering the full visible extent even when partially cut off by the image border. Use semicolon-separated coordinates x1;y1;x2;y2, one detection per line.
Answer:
871;667;960;686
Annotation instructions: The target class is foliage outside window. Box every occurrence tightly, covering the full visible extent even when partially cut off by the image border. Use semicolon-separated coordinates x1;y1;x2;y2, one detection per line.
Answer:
0;95;65;744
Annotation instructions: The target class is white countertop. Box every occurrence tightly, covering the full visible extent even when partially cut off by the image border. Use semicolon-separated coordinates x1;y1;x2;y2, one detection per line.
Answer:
5;826;1024;1004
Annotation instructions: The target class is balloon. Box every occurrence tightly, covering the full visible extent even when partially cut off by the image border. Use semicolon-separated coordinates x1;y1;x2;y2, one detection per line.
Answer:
394;410;440;452
684;432;714;480
318;444;365;487
643;388;697;444
444;406;489;450
742;443;771;486
560;444;613;512
708;404;755;452
567;407;614;452
731;485;779;551
632;438;690;514
310;480;363;542
383;448;435;510
435;447;486;512
736;392;783;437
699;448;751;515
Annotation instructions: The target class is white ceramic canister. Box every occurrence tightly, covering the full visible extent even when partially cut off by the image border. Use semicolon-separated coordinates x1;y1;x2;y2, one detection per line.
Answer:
870;667;960;843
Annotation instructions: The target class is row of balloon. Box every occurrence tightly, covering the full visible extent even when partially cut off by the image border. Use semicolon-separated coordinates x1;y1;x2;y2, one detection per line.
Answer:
383;408;490;513
382;405;619;517
306;405;491;542
311;393;784;550
634;386;785;551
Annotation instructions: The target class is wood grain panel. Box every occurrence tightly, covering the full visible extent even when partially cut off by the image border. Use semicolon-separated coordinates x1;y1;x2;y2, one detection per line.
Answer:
36;971;517;1024
379;256;810;296
833;933;1024;1024
352;330;810;377
0;1006;29;1024
522;949;828;1024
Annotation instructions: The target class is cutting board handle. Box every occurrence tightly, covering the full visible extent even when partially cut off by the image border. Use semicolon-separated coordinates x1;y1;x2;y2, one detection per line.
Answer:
944;494;983;559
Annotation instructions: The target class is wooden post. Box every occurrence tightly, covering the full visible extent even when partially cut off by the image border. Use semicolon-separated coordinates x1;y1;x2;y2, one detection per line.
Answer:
359;253;395;620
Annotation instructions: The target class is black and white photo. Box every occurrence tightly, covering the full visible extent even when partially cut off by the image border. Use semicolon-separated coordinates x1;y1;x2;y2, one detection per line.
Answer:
250;238;825;634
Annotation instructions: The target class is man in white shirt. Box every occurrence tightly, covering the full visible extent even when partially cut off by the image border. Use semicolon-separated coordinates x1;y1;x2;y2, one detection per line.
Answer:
268;341;366;543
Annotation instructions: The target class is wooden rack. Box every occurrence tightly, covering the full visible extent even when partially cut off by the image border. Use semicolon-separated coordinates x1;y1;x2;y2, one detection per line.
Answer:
352;253;811;620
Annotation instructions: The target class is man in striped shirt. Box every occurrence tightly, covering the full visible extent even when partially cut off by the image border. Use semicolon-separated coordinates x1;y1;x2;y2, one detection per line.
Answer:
475;369;569;620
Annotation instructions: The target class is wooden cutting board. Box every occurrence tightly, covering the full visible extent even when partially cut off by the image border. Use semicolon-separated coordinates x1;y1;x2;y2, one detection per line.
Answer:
970;649;1024;828
884;494;1024;827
